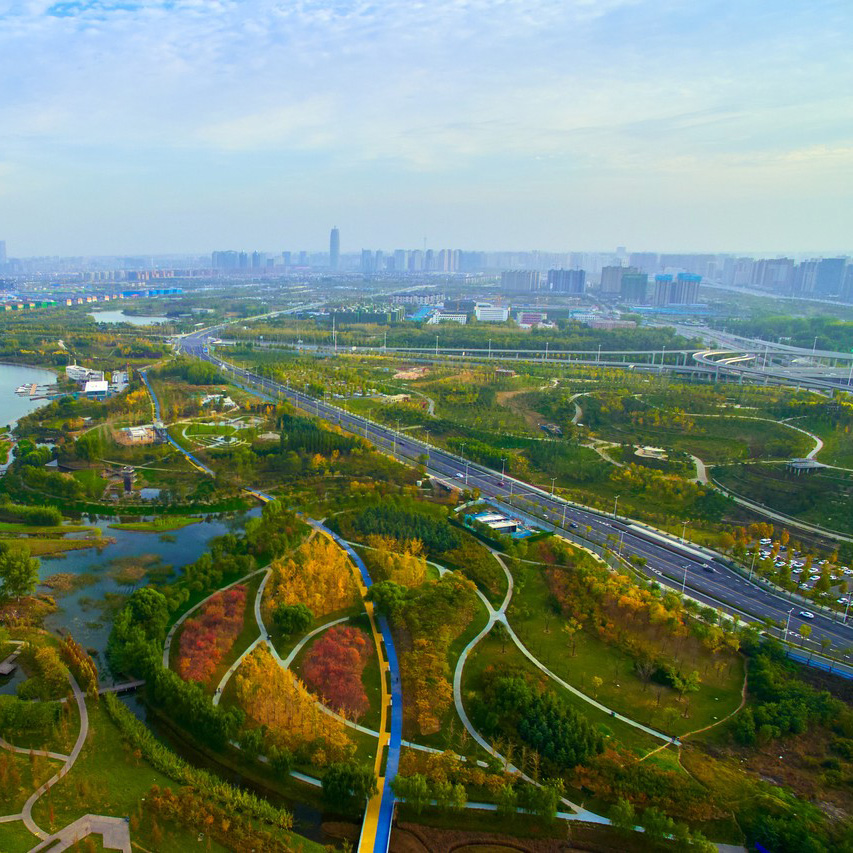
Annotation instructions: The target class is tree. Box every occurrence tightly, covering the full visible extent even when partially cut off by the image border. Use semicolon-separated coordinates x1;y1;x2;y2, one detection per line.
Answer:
272;603;313;636
798;623;812;650
366;580;408;619
591;676;603;698
126;588;170;643
0;545;39;603
643;806;675;843
610;797;636;834
392;773;430;814
322;762;377;814
492;621;509;654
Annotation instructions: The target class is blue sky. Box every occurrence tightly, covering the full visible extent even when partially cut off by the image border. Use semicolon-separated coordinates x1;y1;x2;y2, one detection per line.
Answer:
0;0;850;255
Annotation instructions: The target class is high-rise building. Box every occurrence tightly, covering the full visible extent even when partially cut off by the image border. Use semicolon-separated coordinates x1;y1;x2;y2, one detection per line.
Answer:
620;272;649;303
547;268;586;294
393;249;407;272
629;252;658;274
842;265;853;303
654;273;701;305
599;265;624;294
0;241;6;266
361;249;374;273
329;227;340;270
501;270;541;292
815;258;846;296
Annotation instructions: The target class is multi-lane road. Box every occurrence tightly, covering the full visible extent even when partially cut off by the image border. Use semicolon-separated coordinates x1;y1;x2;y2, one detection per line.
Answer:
176;326;853;662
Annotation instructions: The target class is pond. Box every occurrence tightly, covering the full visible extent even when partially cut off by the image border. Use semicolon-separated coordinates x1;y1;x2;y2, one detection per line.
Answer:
89;310;169;326
0;362;58;431
40;509;261;680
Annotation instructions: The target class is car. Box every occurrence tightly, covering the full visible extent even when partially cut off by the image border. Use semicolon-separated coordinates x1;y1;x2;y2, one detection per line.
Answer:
799;610;815;619
455;472;464;479
702;564;715;573
838;597;850;604
759;537;772;545
569;522;579;529
793;561;805;568
843;568;853;575
798;582;809;589
792;568;803;574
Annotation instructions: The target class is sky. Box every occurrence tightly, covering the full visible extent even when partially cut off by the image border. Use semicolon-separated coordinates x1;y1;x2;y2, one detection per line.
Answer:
0;0;851;257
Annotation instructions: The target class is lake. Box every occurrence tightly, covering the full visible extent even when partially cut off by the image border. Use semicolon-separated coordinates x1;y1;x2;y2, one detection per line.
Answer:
40;509;262;680
89;310;169;326
0;362;58;431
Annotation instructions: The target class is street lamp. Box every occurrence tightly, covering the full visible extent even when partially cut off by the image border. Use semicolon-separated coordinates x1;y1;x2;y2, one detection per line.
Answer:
550;477;556;496
500;457;506;482
783;607;794;643
613;494;620;518
748;549;758;581
682;563;688;596
465;461;470;485
681;520;689;544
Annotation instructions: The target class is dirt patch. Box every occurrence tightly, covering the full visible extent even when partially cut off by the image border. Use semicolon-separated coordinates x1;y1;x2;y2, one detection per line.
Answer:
392;823;571;853
495;390;542;432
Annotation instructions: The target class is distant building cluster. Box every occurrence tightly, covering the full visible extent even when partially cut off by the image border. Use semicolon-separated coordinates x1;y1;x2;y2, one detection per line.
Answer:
66;364;130;399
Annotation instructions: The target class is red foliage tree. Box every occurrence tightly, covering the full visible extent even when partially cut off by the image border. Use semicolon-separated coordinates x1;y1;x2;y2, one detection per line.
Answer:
303;625;372;719
178;585;247;684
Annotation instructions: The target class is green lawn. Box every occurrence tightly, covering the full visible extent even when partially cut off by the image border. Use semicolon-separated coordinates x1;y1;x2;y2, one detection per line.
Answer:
793;415;853;469
0;522;98;536
70;468;109;499
714;463;853;535
29;702;233;853
592;414;812;465
463;626;662;756
505;558;745;739
108;516;202;533
0;751;60;817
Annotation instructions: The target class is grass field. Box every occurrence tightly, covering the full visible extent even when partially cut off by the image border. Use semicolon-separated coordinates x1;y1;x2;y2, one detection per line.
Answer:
462;626;661;756
505;559;745;738
108;516;202;533
27;702;233;853
592;414;812;465
0;537;102;556
715;463;853;535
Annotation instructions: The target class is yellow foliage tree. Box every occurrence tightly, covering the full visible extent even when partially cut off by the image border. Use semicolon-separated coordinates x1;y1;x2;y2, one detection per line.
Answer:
268;537;359;618
234;646;353;765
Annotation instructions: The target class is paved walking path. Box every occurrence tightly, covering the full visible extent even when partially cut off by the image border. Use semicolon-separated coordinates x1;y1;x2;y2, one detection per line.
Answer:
22;673;88;840
0;735;68;763
30;814;132;852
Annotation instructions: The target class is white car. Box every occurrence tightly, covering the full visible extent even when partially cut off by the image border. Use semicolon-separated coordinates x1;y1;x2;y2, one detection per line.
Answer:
793;561;805;568
792;568;803;574
843;568;853;575
760;538;772;545
838;597;850;604
799;610;815;620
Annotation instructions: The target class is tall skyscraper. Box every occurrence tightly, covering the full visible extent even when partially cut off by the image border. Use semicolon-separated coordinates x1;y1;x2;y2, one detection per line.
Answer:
329;227;340;270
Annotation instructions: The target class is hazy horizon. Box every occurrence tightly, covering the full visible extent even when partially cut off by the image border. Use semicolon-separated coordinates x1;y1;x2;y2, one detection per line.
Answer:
1;0;851;257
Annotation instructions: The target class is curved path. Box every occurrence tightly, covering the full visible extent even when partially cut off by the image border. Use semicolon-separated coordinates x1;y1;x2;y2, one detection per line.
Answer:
0;736;68;763
450;547;673;823
21;672;88;840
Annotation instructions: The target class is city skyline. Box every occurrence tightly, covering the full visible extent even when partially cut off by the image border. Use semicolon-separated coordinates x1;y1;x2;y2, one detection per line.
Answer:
1;1;851;256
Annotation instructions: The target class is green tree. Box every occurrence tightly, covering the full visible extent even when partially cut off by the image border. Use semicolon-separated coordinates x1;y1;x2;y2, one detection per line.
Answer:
392;773;430;814
0;545;39;603
366;580;408;619
610;797;636;834
322;762;377;814
272;603;313;635
126;588;170;643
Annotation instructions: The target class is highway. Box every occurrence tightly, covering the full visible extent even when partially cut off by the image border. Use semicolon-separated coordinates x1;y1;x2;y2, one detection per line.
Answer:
176;327;853;663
